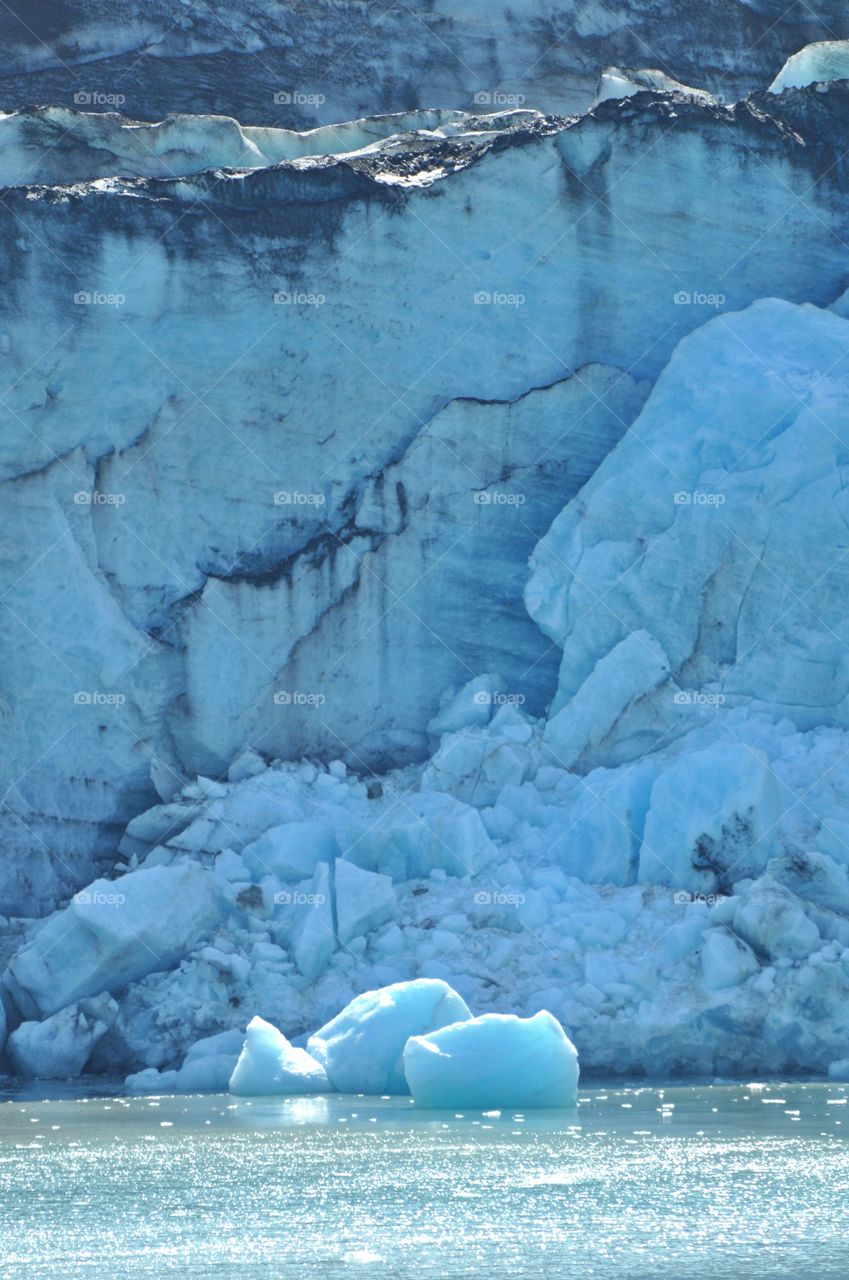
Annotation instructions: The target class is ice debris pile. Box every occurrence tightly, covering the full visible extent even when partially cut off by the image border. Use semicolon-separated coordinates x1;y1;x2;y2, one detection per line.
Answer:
6;299;849;1081
128;979;580;1110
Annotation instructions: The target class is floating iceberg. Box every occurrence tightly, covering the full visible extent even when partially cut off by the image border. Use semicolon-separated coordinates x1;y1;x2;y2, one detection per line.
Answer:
404;1011;579;1109
229;1016;329;1096
307;979;472;1094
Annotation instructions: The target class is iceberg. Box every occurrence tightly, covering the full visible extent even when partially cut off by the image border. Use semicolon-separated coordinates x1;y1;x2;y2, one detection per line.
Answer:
404;1011;579;1109
229;1016;329;1096
335;860;397;945
307;979;472;1094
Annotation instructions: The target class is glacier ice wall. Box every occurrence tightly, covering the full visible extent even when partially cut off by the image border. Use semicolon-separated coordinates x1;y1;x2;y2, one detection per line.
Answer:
0;0;846;124
6;84;849;911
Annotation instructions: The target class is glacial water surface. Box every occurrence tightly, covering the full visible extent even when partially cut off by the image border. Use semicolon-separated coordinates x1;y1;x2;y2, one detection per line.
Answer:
1;1081;848;1278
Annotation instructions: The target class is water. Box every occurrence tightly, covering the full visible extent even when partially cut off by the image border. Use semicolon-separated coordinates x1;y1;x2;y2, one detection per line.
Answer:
2;1080;848;1278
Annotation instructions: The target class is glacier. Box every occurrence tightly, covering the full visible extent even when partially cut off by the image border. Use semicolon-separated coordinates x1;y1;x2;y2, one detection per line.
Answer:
4;12;849;1089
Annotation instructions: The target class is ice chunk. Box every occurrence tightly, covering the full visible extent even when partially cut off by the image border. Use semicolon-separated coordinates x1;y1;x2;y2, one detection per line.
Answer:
769;41;849;93
733;878;821;961
172;1028;245;1092
229;1016;329;1096
3;864;223;1019
816;817;849;867
422;710;535;807
8;993;118;1078
227;748;267;783
768;850;849;917
345;792;496;881
526;301;849;754
184;1028;245;1063
427;673;503;737
177;1056;238;1092
241;820;339;882
638;744;779;892
125;1067;179;1094
307;978;472;1094
543;630;669;769
556;761;657;885
404;1010;579;1109
287;862;335;980
335;859;396;945
700;928;759;991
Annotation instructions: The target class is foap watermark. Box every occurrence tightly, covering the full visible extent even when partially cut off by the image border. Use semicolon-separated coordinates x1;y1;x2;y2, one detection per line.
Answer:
473;890;526;906
673;890;725;907
274;690;326;707
673;690;726;708
74;90;126;108
473;690;526;707
74;490;125;506
474;490;525;506
673;290;725;308
273;90;326;106
74;290;125;307
273;289;325;307
74;690;126;706
473;290;525;307
473;90;526;107
273;890;327;906
73;889;126;906
674;490;725;507
273;490;326;506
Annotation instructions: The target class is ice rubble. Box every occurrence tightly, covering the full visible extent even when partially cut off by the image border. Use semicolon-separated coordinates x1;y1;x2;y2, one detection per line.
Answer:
8;297;849;1083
